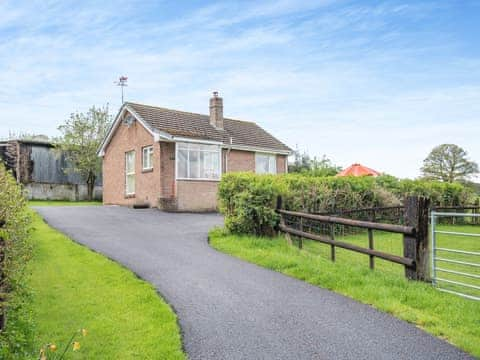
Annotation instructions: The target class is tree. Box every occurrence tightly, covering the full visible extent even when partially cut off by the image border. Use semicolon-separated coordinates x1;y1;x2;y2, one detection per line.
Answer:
56;106;111;200
309;155;342;177
289;147;341;176
289;147;311;173
421;144;479;183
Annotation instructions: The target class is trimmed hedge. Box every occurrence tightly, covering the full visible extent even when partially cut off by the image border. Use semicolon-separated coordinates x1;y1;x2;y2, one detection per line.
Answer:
0;163;33;358
218;173;475;236
375;175;475;207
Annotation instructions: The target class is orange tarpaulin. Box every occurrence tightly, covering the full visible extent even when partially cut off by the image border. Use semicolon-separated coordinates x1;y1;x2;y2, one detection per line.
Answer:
336;163;380;177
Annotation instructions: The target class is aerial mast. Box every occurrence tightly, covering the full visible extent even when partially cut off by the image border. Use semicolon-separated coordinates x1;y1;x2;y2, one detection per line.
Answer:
115;76;128;104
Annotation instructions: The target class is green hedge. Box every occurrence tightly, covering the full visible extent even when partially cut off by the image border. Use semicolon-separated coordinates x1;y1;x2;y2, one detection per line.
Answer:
219;173;401;235
376;175;475;207
0;163;33;358
218;173;475;236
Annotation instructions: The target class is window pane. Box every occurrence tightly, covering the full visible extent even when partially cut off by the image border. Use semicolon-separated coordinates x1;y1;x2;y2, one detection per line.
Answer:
256;154;269;174
210;152;220;179
176;142;220;179
149;148;153;168
269;155;276;174
177;143;188;151
126;151;135;173
189;150;200;178
126;174;135;194
177;149;188;178
143;147;153;169
200;151;219;179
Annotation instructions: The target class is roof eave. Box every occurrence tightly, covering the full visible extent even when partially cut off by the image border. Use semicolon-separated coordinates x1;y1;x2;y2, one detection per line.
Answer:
97;104;173;157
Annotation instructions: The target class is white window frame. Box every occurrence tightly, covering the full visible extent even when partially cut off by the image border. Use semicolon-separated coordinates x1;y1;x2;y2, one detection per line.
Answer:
175;142;222;181
125;150;135;195
255;152;277;174
142;145;154;171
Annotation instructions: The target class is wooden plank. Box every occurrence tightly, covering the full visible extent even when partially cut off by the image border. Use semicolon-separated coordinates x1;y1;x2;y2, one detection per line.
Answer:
330;224;335;262
298;217;303;250
368;228;374;270
277;209;415;235
279;224;415;267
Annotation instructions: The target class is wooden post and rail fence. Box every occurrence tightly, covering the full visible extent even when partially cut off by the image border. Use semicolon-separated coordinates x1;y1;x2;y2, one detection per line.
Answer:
276;196;430;281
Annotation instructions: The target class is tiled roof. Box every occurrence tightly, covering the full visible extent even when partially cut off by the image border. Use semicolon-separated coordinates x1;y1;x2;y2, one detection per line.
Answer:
126;102;291;153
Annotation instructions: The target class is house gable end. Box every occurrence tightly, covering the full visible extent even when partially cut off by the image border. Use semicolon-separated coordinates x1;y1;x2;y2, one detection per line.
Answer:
98;105;171;157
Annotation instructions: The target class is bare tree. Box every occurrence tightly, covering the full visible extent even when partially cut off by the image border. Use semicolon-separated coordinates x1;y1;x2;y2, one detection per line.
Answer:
421;144;479;182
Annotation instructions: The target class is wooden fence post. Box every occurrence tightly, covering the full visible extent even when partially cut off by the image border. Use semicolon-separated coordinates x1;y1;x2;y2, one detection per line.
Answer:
276;196;292;245
403;196;430;281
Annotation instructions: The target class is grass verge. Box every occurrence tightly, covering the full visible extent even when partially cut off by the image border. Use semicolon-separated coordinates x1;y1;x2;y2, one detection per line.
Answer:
29;200;102;207
27;211;185;359
209;227;480;357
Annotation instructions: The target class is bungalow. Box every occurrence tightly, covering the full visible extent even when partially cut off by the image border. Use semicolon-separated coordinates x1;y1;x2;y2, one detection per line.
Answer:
98;92;292;211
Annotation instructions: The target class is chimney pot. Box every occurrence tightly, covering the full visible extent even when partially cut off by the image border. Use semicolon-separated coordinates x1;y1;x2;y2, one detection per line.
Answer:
209;91;223;129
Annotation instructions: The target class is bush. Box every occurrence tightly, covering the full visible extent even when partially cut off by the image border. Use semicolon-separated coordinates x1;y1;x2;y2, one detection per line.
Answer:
219;173;476;236
0;163;33;358
376;175;476;207
219;173;401;236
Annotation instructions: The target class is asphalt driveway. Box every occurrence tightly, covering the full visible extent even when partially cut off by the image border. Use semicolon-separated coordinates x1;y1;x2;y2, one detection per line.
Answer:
35;206;471;360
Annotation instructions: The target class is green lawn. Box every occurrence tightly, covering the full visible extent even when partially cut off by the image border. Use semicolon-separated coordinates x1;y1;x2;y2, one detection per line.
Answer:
29;200;102;206
209;225;480;357
27;211;185;359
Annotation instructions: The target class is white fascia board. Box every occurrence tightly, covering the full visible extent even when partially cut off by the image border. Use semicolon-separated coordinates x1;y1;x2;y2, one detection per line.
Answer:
124;105;172;141
225;144;292;156
173;136;223;145
97;105;172;157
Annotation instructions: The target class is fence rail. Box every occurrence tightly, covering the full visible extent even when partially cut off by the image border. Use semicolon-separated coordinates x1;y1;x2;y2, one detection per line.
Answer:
277;196;430;280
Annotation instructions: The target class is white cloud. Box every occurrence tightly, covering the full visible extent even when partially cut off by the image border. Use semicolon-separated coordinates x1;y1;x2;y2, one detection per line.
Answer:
0;0;479;179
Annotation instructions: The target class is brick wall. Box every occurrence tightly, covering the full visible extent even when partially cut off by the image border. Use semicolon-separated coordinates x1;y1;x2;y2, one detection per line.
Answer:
226;150;255;172
103;118;160;207
176;180;218;211
158;142;176;210
277;155;287;173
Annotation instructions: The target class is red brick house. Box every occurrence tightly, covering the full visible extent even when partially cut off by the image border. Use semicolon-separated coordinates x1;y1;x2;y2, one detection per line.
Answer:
98;92;292;211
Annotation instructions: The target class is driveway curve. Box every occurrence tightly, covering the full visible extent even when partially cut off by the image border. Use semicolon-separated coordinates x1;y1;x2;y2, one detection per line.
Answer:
35;206;471;360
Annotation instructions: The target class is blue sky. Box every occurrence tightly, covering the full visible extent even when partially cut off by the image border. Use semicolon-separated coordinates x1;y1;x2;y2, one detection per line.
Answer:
1;0;479;179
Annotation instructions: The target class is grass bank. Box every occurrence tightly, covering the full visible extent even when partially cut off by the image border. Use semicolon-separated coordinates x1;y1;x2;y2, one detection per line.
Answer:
27;211;185;359
209;227;480;357
29;200;102;206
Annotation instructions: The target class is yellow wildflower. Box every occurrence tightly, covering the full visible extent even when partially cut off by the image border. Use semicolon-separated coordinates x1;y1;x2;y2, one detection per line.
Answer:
73;341;81;351
39;348;47;360
81;328;88;337
49;344;57;352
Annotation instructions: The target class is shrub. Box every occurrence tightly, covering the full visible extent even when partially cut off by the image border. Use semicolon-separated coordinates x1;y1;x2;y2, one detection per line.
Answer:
375;175;476;207
0;163;33;358
219;173;476;236
219;173;401;236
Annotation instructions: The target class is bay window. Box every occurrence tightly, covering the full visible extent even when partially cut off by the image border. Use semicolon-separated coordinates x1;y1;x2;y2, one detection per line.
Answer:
255;153;276;174
125;150;135;195
176;142;221;180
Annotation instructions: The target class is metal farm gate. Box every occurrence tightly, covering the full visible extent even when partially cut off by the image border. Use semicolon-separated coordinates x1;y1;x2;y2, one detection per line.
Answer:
431;211;480;301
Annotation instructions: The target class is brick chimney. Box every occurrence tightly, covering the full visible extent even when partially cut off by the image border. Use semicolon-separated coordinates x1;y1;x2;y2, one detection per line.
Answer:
209;91;223;129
